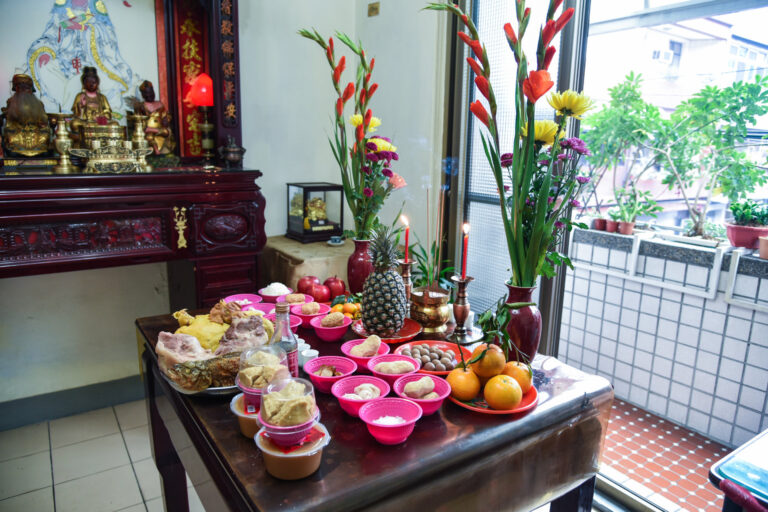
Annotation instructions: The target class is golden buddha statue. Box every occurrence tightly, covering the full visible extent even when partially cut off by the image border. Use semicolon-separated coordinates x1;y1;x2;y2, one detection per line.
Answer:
134;80;176;155
0;74;51;157
69;67;120;140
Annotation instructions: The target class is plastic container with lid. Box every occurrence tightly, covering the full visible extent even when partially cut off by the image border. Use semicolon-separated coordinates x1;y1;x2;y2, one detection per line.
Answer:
230;393;261;438
258;377;319;446
255;422;330;480
237;346;289;409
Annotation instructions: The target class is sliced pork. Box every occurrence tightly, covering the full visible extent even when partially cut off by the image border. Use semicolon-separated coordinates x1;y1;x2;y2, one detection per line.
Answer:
156;331;214;372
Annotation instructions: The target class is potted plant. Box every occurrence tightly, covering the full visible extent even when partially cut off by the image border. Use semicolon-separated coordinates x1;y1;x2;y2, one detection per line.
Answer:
300;30;407;292
614;185;663;235
588;208;606;231
605;208;620;233
726;200;768;249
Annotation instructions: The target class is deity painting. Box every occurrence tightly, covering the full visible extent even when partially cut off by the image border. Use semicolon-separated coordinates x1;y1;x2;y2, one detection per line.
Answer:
22;0;144;118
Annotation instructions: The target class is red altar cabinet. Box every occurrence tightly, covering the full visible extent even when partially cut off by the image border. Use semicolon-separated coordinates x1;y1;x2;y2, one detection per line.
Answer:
0;171;266;308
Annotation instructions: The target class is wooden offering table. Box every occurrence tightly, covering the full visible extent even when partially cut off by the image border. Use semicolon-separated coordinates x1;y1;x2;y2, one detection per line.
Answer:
137;312;613;512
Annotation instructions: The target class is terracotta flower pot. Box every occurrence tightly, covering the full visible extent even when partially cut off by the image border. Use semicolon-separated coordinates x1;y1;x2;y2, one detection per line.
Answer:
759;237;768;259
605;220;619;233
592;218;606;231
618;221;635;235
504;285;541;363
347;239;374;294
725;223;768;249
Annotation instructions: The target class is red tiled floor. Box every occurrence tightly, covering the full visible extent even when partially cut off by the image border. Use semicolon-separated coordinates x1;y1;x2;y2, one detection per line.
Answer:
600;399;732;512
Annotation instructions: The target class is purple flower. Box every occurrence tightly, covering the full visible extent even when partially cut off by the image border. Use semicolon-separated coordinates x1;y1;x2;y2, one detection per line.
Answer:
366;142;378;151
538;159;550;166
391;152;399;161
525;198;534;206
561;137;590;155
362;165;372;175
569;199;580;207
500;153;514;167
375;136;392;142
363;187;373;197
378;151;394;161
503;185;511;192
557;153;572;161
575;176;590;184
555;221;564;229
382;168;393;177
366;153;380;162
548;197;555;204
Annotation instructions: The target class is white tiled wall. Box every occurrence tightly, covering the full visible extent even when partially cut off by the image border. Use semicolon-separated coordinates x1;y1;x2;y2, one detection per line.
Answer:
560;263;768;448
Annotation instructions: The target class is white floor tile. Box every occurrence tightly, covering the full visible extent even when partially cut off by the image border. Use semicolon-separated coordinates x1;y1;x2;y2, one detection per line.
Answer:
0;487;54;512
188;485;207;512
123;425;151;463
115;504;146;512
114;400;148;431
50;407;119;448
0;452;52;500
145;497;164;512
55;465;142;512
52;433;129;484
0;422;49;462
133;458;162;501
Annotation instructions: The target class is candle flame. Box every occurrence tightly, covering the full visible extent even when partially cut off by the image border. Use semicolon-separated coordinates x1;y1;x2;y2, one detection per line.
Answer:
463;222;470;234
400;215;409;226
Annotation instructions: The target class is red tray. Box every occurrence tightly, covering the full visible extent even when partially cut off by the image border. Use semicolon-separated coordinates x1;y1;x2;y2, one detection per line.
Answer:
393;340;472;376
351;318;422;344
448;386;538;415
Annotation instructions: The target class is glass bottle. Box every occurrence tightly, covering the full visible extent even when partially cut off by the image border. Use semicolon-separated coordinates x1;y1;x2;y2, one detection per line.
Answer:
268;302;299;377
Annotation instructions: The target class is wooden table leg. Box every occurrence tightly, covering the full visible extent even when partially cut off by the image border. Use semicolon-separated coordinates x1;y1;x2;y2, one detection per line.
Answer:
550;475;596;512
143;351;189;512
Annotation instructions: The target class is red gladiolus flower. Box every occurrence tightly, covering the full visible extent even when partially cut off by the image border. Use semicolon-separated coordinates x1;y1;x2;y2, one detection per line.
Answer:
356;124;364;142
364;108;372;127
457;31;473;46
461;14;469;26
474;76;490;100
503;23;517;45
367;83;378;99
522;70;554;103
524;7;530;19
365;72;371;85
336;98;344;117
342;82;355;102
541;19;557;47
360;88;367;105
370;58;375;71
469;40;484;60
555;7;575;32
333;56;346;84
328;37;334;53
466;57;483;77
326;45;332;62
542;46;556;70
361;49;366;61
469;100;490;128
552;0;564;11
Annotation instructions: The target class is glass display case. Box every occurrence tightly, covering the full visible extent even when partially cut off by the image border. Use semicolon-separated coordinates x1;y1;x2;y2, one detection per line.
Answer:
286;182;343;243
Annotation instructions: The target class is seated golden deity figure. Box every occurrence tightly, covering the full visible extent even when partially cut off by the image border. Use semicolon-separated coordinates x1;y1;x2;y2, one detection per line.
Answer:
70;67;120;145
0;74;51;157
135;81;176;155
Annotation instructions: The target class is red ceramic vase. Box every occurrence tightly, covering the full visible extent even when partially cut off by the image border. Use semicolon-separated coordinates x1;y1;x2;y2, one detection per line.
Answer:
347;239;374;294
593;218;606;231
505;285;541;363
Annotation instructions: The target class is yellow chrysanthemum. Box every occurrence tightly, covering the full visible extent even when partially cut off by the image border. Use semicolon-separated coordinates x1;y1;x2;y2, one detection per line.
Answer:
547;90;594;118
350;114;382;132
350;114;363;127
368;137;397;152
521;120;560;146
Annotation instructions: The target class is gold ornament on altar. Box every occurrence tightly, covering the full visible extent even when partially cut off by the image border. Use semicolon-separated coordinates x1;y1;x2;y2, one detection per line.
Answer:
1;74;52;157
70;67;122;148
173;207;188;249
134;80;176;155
306;197;328;222
69;139;152;174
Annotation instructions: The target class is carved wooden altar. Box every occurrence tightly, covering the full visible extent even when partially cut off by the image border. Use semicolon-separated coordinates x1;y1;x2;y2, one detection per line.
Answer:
0;170;266;308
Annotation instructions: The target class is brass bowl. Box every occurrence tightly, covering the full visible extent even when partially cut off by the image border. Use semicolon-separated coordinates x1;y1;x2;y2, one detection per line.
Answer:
410;286;451;333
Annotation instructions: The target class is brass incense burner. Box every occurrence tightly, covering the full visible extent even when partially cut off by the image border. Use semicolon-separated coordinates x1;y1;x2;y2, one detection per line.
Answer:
410;285;451;334
70;139;152;174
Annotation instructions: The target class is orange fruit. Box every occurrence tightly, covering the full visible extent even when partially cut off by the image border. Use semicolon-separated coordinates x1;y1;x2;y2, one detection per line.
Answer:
469;344;506;378
343;312;354;319
354;303;362;312
483;374;522;410
446;367;481;401
331;304;344;313
501;361;533;394
342;303;357;314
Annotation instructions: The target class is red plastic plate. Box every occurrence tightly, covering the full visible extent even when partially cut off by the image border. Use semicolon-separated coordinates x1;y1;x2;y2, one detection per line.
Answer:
394;340;473;376
447;386;538;415
351;318;423;344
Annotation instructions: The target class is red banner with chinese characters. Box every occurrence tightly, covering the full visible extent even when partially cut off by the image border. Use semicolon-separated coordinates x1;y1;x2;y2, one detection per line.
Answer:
173;0;208;157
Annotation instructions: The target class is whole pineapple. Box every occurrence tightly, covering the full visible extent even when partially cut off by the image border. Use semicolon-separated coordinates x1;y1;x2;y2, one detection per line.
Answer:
362;225;408;337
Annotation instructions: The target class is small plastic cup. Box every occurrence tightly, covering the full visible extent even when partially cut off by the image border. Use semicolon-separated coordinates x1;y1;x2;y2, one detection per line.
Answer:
238;346;288;409
230;393;261;438
310;315;352;342
331;375;390;417
259;377;319;446
303;356;357;393
393;374;451;415
255;422;330;480
341;339;390;373
367;354;421;385
359;398;422;445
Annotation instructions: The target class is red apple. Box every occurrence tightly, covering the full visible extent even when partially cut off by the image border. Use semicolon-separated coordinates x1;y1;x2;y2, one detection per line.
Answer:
308;283;331;303
324;276;347;299
296;275;321;295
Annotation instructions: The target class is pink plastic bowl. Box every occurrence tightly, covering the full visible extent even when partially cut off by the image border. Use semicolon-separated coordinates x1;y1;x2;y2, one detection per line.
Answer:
331;375;390;417
309;315;352;342
258;408;320;447
265;313;302;331
242;303;274;314
303;356;357;393
393;374;451;415
341;339;390;373
258;287;293;303
236;376;264;410
277;293;314;304
367;354;421;385
291;303;331;328
359;398;423;445
223;293;263;306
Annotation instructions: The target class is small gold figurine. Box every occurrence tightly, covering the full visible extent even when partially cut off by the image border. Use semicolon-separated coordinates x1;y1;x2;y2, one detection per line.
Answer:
0;74;51;157
134;80;176;155
70;67;122;148
306;197;328;222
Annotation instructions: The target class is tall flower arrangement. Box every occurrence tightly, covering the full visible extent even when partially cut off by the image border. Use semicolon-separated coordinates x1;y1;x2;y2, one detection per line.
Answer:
427;1;593;288
299;29;406;240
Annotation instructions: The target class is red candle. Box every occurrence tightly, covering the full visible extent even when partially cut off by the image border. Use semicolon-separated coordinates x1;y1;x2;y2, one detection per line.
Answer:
401;215;410;262
461;223;470;279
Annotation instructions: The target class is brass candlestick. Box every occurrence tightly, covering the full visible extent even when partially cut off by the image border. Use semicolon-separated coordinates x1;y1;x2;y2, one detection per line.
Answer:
451;275;473;340
398;259;414;307
128;114;153;173
50;113;75;174
198;106;215;169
